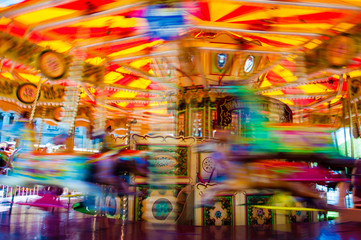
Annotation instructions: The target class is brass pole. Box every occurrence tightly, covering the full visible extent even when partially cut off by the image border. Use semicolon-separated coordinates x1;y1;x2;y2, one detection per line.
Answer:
343;98;348;157
347;78;355;158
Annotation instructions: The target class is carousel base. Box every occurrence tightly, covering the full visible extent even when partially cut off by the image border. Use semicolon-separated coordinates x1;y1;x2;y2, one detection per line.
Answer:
1;203;361;240
337;208;361;223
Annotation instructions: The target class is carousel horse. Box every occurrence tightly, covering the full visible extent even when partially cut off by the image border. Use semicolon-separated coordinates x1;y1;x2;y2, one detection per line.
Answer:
2;147;149;192
199;144;349;210
197;121;353;209
0;146;149;212
198;86;354;209
85;149;150;194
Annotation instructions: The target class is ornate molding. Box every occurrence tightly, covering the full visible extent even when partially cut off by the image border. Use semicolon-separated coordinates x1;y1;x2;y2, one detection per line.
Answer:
174;88;228;104
132;134;197;145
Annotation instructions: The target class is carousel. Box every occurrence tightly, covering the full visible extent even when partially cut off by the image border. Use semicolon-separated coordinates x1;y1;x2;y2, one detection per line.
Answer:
0;0;361;227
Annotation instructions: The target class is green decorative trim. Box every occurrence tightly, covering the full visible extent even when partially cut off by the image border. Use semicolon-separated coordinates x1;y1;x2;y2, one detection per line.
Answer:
134;185;150;221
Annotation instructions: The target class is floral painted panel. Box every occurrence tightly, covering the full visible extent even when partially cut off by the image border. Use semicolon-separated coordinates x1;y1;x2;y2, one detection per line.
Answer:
203;195;234;226
246;194;274;225
286;201;312;223
134;184;185;222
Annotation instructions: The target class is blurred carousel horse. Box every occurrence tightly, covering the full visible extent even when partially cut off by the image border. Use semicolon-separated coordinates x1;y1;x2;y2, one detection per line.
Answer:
0;148;149;199
198;140;352;209
199;86;355;208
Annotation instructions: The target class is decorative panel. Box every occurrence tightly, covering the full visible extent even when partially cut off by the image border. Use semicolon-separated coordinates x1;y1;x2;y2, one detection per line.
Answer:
210;53;233;75
178;112;185;136
136;144;189;177
198;152;216;181
131;135;197;185
285;201;312;223
246;194;274;226
134;184;186;223
203;195;234;226
191;110;203;137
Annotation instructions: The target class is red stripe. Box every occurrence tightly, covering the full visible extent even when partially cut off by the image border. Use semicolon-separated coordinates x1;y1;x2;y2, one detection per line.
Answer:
91;39;150;55
231;12;347;25
114;75;137;85
293;99;315;105
56;0;115;11
241;34;294;48
48;26;136;41
216;5;265;22
189;1;210;21
146;83;167;91
280;59;296;73
281;89;304;95
281;12;347;24
266;71;286;85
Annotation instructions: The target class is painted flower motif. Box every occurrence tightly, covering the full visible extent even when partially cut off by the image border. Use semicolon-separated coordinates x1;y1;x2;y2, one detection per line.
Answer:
257;209;264;216
215;211;222;219
288;202;309;223
209;202;227;226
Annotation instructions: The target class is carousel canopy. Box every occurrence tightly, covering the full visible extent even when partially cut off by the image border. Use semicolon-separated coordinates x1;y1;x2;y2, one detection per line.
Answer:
0;0;361;121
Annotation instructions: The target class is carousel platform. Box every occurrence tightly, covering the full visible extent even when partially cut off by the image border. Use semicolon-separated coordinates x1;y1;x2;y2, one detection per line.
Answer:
0;203;360;240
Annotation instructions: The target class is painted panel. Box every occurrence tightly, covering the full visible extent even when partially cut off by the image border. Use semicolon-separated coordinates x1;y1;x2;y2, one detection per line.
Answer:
136;144;189;177
203;195;234;226
246;194;274;226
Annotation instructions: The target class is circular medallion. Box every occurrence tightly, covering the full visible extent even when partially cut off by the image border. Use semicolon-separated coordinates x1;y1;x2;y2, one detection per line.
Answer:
351;78;361;97
152;198;173;220
324;35;357;67
38;50;67;80
202;157;215;173
216;53;227;69
244;55;255;73
16;83;38;104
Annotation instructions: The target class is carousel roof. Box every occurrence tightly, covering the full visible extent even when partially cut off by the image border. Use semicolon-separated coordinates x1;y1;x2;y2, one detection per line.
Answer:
0;0;361;119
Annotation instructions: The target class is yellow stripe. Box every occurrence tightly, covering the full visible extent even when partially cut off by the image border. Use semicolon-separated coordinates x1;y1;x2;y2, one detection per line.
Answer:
18;73;41;84
0;17;11;25
38;40;72;53
209;1;240;22
225;8;323;23
111;90;137;98
273;65;297;82
126;78;151;89
272;23;333;31
15;7;77;25
254;205;327;212
260;79;272;88
108;40;163;58
299;84;330;94
70;16;139;28
248;33;309;46
280;99;294;106
85;57;106;66
263;90;284;96
349;70;361;78
104;72;123;84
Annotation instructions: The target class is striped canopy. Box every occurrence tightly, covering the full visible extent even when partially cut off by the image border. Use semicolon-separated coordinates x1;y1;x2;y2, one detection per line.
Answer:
1;0;361;117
